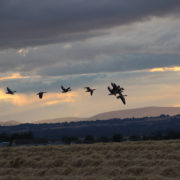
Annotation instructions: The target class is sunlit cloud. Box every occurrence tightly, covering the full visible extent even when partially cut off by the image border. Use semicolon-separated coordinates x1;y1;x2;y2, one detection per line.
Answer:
45;100;61;106
0;89;79;107
44;92;79;106
0;73;28;81
173;104;180;108
17;48;30;56
16;47;38;56
0;89;36;106
149;66;180;72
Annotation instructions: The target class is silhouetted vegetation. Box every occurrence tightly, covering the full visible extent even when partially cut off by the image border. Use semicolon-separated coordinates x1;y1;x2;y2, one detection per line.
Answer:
1;114;180;146
1;114;180;141
99;136;109;142
61;136;72;144
61;136;79;144
165;131;180;140
0;132;9;142
84;135;94;143
112;134;122;142
11;131;34;140
129;135;141;141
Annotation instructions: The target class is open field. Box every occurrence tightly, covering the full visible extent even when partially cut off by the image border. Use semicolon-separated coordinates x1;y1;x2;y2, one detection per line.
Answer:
0;140;180;180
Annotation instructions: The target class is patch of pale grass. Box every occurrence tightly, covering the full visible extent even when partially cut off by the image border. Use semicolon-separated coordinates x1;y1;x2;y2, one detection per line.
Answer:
0;140;180;179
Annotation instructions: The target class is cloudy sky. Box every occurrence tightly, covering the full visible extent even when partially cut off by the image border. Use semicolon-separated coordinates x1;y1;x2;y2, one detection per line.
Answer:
0;0;180;122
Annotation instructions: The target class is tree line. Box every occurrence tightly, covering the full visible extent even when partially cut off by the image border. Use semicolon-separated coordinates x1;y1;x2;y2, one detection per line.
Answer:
1;131;180;146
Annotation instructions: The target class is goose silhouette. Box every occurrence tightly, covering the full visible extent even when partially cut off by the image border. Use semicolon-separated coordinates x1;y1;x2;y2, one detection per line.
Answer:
117;93;127;105
6;87;16;95
37;92;47;99
108;82;127;105
84;87;96;96
61;86;71;93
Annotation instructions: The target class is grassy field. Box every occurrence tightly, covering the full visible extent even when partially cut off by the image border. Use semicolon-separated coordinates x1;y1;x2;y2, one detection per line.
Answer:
0;140;180;180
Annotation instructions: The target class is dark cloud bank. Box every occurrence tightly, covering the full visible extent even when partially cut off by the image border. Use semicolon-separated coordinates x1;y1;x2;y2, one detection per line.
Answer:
39;53;180;76
0;0;180;49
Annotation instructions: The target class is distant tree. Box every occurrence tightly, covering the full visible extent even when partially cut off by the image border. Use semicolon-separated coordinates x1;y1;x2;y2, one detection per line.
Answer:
142;135;151;140
11;131;34;140
152;132;163;140
160;114;170;118
71;136;79;143
85;135;94;142
61;136;72;144
112;134;122;142
165;131;180;140
100;136;109;142
129;135;141;141
0;132;10;142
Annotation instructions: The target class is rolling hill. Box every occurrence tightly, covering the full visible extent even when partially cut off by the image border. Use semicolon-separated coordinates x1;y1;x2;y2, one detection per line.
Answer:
34;117;88;124
33;106;180;124
0;120;20;126
89;106;180;120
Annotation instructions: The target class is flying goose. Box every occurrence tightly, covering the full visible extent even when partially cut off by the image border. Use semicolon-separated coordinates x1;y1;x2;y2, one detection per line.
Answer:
37;92;47;99
6;87;16;95
84;87;96;96
61;86;71;93
117;93;127;105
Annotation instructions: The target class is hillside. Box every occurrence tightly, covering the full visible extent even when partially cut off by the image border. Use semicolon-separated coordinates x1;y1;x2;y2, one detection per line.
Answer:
33;106;180;124
89;106;180;120
0;120;20;126
1;114;180;140
2;106;180;125
34;117;88;124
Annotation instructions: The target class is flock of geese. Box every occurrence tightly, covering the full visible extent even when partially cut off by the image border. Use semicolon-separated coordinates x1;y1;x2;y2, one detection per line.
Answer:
5;82;127;105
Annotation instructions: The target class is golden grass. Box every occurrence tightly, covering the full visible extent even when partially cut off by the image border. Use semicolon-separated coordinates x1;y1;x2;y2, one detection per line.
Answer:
0;140;180;180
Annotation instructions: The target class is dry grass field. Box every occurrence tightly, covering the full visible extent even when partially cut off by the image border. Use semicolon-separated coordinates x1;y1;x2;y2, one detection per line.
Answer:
0;140;180;180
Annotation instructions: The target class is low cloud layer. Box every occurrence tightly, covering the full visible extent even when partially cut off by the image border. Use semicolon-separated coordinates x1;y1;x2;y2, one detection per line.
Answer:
39;53;180;76
0;0;180;49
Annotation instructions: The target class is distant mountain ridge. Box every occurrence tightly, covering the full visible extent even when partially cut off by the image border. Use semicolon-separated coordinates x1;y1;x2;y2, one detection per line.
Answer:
89;106;180;120
1;113;180;139
33;106;180;124
0;120;20;126
1;106;180;125
34;117;88;124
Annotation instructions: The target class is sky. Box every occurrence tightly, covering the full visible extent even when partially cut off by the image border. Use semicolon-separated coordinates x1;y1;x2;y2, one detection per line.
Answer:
0;0;180;123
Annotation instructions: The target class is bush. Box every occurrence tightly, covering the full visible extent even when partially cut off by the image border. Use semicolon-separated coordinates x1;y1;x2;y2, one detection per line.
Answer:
85;135;95;143
100;136;109;142
112;134;122;142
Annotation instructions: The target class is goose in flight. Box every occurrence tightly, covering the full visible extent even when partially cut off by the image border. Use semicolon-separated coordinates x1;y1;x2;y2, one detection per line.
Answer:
111;82;124;93
61;86;71;93
84;87;96;96
37;92;47;99
117;93;127;105
108;82;127;105
107;86;119;96
108;82;124;96
6;87;16;95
